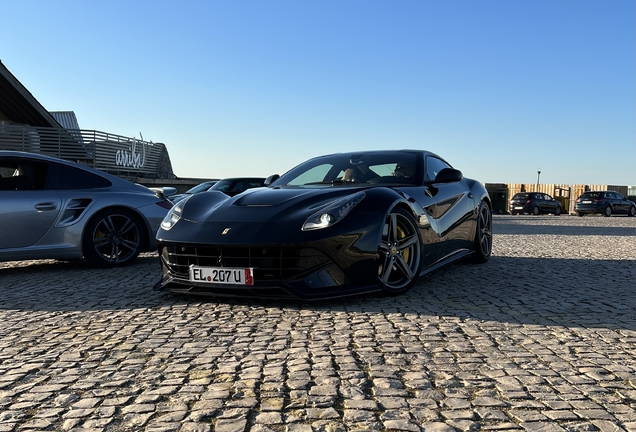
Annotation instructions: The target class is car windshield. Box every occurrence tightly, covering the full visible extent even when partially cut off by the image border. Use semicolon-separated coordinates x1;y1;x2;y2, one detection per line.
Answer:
209;180;235;192
185;181;215;194
271;151;419;187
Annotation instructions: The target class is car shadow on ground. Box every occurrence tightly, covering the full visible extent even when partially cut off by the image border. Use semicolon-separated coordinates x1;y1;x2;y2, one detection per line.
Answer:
1;254;634;331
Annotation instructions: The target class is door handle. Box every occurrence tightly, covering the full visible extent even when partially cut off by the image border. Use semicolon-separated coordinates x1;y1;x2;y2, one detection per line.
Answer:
35;202;58;211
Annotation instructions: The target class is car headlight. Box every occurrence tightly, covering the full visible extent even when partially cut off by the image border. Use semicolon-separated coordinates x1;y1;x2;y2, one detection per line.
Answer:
161;198;187;230
302;192;365;231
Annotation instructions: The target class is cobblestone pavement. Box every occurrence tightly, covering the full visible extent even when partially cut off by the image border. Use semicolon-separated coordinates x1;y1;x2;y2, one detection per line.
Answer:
0;215;635;432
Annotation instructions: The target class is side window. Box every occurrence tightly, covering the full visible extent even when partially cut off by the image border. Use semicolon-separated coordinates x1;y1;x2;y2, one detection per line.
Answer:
0;159;19;190
51;163;112;189
0;159;48;190
425;157;452;182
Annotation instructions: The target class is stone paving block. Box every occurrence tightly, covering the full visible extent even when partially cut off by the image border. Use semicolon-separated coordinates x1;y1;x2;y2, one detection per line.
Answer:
1;217;635;431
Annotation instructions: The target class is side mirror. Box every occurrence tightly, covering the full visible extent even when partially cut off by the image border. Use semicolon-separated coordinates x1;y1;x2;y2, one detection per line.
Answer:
432;168;463;184
264;174;280;186
149;186;177;199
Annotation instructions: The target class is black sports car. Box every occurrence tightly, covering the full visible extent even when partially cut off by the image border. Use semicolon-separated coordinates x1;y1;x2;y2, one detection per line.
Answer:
154;150;492;300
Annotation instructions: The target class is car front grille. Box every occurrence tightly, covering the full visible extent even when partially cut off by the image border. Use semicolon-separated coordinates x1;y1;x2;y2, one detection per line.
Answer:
161;245;331;282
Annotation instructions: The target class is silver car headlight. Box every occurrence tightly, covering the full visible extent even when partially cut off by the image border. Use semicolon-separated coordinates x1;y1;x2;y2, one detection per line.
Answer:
161;198;187;230
302;191;365;231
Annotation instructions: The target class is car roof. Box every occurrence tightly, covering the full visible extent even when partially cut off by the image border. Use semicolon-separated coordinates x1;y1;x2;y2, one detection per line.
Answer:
0;150;143;189
216;177;266;181
316;149;440;159
304;149;449;167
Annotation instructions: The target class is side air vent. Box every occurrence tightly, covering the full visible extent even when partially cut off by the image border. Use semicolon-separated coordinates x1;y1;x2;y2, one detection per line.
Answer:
57;198;93;227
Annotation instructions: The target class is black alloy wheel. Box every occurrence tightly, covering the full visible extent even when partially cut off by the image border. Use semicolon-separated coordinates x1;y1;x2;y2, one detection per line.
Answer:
378;207;422;295
555;206;562;216
83;208;145;267
604;206;612;217
629;206;636;217
472;201;492;263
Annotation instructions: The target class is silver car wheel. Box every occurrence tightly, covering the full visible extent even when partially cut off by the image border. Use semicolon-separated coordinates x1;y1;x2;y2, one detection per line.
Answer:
84;209;143;267
378;208;421;294
472;201;492;263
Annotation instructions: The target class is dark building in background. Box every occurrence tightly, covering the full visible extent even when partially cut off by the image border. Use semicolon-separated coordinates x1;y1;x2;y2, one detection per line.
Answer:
0;59;175;181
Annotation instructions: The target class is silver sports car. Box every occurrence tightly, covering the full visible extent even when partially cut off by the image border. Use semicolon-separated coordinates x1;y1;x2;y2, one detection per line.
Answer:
0;150;175;267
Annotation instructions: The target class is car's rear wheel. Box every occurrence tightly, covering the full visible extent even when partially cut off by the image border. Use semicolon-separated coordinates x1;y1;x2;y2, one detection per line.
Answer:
604;205;612;217
578;212;584;217
378;207;422;295
83;208;145;268
472;201;492;263
532;206;540;215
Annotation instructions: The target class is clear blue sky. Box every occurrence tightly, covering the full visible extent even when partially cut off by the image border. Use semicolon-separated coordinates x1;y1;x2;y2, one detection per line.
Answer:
2;0;634;185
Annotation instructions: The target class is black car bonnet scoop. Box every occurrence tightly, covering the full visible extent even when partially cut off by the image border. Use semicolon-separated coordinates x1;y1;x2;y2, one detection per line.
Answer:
233;187;316;207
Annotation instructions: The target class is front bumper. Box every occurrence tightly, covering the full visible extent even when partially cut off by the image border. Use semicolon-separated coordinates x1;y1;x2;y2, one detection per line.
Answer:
153;242;381;300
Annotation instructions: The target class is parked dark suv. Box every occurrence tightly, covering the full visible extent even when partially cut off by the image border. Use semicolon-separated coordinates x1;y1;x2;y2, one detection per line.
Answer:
575;191;636;217
510;192;562;215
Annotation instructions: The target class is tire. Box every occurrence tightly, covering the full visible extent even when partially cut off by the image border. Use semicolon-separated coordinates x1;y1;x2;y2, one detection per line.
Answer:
378;207;422;295
578;212;584;217
629;206;636;217
471;201;492;264
82;208;145;268
532;206;540;215
604;206;612;217
555;206;561;216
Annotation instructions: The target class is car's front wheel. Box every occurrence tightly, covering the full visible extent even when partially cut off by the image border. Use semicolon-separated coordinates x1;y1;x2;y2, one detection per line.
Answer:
378;207;422;295
83;208;145;268
604;205;612;217
629;206;636;217
555;206;562;216
472;201;492;263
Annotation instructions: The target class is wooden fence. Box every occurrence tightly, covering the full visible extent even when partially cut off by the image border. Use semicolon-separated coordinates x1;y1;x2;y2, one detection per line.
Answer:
484;183;630;215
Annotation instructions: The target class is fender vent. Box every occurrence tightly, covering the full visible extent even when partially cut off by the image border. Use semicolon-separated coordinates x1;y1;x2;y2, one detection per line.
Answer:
58;198;93;227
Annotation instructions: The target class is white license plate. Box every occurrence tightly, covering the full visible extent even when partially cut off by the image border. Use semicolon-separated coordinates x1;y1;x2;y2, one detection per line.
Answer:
189;265;254;286
514;206;523;210
582;200;592;204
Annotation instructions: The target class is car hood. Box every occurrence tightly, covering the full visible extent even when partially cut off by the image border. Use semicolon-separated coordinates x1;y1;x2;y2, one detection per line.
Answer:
233;187;318;207
180;186;371;224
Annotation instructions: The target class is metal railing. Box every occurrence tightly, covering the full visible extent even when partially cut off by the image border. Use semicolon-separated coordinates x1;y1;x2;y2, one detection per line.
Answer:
0;124;175;179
